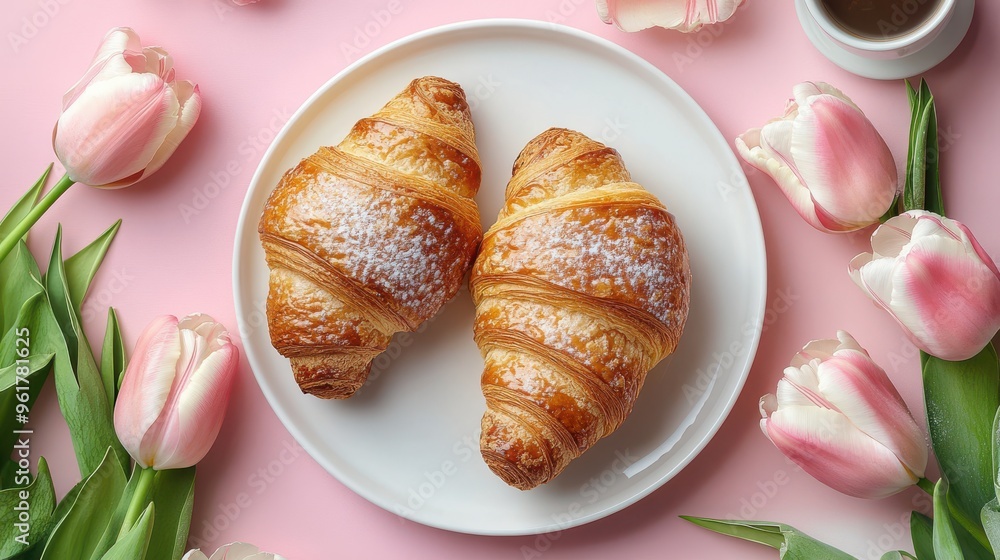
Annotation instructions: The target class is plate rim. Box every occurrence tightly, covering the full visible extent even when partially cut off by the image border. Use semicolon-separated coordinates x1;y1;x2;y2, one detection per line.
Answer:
231;17;768;536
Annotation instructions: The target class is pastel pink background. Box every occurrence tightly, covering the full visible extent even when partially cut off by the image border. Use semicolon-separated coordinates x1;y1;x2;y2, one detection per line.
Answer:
1;0;997;558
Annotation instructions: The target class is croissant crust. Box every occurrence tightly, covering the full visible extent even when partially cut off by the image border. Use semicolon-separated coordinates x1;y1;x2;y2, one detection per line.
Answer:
472;128;691;489
259;77;482;398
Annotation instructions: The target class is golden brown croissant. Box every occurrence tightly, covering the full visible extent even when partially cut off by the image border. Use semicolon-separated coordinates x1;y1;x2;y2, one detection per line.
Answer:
258;77;482;399
471;128;691;489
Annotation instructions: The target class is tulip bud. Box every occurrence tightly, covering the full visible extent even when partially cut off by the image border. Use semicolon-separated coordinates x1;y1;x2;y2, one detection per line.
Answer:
114;314;239;471
53;27;201;189
850;211;1000;361
760;331;927;499
736;82;897;233
183;543;286;560
596;0;746;33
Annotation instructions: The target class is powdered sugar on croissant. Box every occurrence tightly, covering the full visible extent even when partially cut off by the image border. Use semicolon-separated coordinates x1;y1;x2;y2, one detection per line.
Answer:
259;77;482;398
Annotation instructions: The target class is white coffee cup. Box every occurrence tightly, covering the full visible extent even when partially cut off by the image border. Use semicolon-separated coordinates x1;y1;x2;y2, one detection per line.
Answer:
802;0;957;60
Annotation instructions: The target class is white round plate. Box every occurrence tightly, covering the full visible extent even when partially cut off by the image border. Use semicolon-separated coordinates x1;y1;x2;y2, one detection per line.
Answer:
795;0;974;80
233;19;766;536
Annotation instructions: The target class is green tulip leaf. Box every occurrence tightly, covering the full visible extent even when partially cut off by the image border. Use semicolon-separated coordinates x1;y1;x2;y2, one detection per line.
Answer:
0;457;56;556
90;464;195;560
99;504;153;560
933;479;963;558
880;552;917;560
0;166;51;316
1;242;44;337
143;467;196;560
0;349;53;484
902;79;942;215
911;511;935;560
919;80;943;217
922;346;999;552
982;499;1000;554
100;308;125;406
45;227;128;478
0;165;50;243
90;464;146;558
681;517;855;559
40;448;127;560
64;220;121;313
992;404;1000;501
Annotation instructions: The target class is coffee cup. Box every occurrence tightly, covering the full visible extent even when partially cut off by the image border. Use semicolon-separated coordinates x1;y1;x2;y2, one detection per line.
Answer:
802;0;957;59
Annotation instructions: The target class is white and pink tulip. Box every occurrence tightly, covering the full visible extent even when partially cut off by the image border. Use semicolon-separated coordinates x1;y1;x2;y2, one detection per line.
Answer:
596;0;745;33
850;211;1000;361
183;543;285;560
760;331;927;499
114;314;239;471
53;27;201;189
736;82;897;233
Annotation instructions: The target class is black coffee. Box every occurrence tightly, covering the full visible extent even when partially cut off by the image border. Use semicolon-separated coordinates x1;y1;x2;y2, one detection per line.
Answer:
820;0;943;40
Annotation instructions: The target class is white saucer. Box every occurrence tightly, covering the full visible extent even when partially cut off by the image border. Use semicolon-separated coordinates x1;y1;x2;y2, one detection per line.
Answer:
795;0;975;79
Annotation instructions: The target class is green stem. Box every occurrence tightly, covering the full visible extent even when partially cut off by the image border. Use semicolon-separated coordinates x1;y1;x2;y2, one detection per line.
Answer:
917;477;935;495
0;173;74;262
118;467;155;539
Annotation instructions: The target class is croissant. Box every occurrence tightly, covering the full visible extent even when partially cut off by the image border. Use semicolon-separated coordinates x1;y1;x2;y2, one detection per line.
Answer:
471;128;691;489
258;77;482;399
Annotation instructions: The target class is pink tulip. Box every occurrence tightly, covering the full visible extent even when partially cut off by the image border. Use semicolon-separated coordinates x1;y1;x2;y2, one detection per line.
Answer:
736;82;897;233
53;27;201;189
232;0;261;4
183;543;285;560
760;331;927;499
596;0;745;32
114;314;239;470
850;211;1000;361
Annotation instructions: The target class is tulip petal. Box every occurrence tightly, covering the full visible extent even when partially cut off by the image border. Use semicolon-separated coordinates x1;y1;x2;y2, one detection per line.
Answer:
794;81;861;112
853;253;898;314
208;543;260;560
54;72;179;187
141;335;238;470
139;82;202;185
870;216;916;259
142;46;176;83
181;551;209;560
890;234;1000;360
737;125;829;232
791;331;868;368
598;0;744;32
817;351;927;476
791;95;897;229
114;315;181;468
765;407;917;498
62;27;142;110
